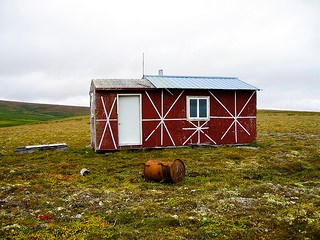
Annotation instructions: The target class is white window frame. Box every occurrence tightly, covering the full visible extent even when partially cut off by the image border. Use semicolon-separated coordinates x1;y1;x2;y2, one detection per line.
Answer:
186;96;210;120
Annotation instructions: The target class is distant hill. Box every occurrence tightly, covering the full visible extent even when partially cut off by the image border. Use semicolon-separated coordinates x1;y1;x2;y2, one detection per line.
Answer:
0;100;89;127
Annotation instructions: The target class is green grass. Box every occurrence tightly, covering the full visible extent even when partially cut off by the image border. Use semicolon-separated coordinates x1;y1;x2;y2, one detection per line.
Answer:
0;110;319;239
0;100;89;127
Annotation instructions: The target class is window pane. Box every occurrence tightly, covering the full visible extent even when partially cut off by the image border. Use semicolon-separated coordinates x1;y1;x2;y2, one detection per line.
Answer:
199;99;207;118
190;99;197;118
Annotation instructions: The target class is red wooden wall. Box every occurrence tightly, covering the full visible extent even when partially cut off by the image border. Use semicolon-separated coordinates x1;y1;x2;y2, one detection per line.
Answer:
91;88;257;151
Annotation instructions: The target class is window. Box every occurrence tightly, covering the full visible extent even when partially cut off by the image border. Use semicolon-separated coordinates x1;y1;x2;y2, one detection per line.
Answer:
187;96;210;120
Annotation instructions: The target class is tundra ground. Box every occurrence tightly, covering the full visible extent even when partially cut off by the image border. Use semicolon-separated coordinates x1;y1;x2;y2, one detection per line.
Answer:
0;110;319;239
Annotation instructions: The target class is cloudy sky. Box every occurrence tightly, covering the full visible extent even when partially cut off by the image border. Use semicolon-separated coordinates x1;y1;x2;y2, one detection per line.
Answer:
0;0;319;111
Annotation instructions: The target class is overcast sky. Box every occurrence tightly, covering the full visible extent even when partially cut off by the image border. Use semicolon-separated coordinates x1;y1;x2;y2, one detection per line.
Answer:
0;0;319;111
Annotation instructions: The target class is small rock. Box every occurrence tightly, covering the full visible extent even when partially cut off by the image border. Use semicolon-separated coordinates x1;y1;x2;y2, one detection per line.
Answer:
56;207;64;211
187;172;200;177
80;168;90;176
73;214;82;219
40;223;48;228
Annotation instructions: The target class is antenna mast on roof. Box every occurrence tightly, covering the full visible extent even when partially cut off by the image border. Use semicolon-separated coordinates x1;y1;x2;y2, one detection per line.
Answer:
142;52;145;76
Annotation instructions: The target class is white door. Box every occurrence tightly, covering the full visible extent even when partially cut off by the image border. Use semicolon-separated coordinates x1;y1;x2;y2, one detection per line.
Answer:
118;95;141;146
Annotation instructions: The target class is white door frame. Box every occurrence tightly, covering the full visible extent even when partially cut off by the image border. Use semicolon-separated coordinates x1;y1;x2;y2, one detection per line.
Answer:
117;94;142;146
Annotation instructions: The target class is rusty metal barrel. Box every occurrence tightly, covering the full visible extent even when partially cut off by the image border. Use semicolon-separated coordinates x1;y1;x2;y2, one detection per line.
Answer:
143;159;185;183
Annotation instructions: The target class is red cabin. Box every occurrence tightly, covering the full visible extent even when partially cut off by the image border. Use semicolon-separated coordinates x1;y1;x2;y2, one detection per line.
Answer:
89;75;259;151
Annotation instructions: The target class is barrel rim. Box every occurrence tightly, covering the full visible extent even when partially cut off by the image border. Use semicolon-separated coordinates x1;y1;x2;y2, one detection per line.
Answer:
170;159;186;183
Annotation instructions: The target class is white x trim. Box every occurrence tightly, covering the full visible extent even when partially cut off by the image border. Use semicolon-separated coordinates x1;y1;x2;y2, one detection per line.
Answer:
97;96;117;149
182;120;217;145
143;90;185;146
209;91;256;143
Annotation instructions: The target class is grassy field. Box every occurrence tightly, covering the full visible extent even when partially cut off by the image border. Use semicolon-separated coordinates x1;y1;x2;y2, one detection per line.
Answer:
0;110;319;239
0;100;89;127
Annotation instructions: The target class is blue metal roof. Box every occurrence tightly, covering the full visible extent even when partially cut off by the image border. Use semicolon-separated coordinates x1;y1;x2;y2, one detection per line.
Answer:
143;75;259;90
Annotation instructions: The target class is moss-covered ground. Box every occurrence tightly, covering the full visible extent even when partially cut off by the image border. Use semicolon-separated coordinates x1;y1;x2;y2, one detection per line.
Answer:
0;110;319;239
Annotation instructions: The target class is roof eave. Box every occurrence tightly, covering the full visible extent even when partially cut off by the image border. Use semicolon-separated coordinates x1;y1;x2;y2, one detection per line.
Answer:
95;87;156;91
